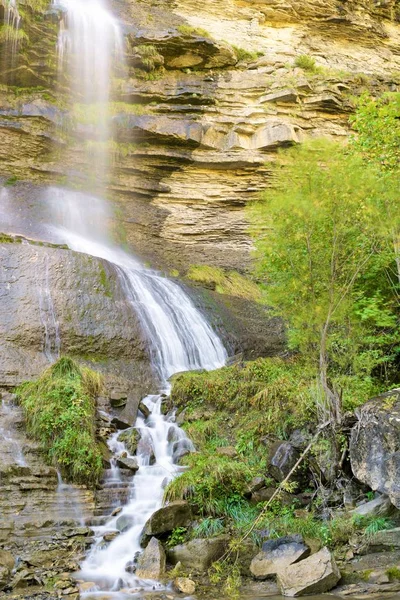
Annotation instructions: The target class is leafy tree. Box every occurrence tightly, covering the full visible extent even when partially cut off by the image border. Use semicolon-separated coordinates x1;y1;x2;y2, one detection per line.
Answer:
249;140;398;421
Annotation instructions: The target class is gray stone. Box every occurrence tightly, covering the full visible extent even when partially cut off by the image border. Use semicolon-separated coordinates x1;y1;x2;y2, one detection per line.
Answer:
143;501;191;536
136;537;166;579
116;456;139;472
350;390;400;508
216;446;237;458
351;495;393;518
139;402;151;419
0;566;10;592
118;428;140;454
167;536;229;571
0;549;15;570
268;441;301;483
368;528;400;550
251;535;310;580
111;417;132;430
277;547;340;596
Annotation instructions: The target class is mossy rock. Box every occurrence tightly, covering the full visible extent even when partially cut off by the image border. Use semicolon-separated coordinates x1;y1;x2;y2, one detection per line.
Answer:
118;427;140;455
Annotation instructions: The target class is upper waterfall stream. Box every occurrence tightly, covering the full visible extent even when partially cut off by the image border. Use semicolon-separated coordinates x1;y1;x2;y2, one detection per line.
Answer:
48;0;227;595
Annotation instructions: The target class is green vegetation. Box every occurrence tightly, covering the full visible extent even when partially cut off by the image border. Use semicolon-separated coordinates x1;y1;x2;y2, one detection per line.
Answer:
0;24;27;44
249;139;399;420
187;265;261;301
177;24;211;38
4;174;18;185
0;232;18;243
232;46;262;62
135;44;164;72
16;357;104;485
294;54;320;73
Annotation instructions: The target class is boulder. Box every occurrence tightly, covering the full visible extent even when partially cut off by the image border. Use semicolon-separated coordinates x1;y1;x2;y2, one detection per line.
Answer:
109;391;128;408
250;535;310;580
167;536;229;571
247;476;265;494
143;501;191;537
173;577;196;594
111;417;132;430
139;402;151;419
351;495;393;518
268;441;302;483
116;457;139;472
136;537;166;579
118;428;140;455
277;547;340;597
350;390;400;508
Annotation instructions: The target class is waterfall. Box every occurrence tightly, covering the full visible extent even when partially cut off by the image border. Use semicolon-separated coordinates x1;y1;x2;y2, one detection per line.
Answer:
1;0;21;76
37;254;61;362
49;0;227;594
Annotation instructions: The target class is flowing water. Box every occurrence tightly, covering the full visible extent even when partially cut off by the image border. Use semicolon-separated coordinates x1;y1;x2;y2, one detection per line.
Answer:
49;0;227;595
37;254;61;361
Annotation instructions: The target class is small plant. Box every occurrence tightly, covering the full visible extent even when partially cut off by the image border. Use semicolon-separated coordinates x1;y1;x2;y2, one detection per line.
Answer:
363;517;394;538
135;44;164;72
294;54;318;72
166;526;188;547
386;567;400;581
4;175;18;186
191;517;224;539
177;24;210;38
232;46;261;62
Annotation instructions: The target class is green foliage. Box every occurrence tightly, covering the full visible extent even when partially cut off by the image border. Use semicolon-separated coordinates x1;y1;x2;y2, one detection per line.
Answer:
0;233;19;243
16;357;103;485
294;55;319;72
4;175;18;185
249;139;399;409
363;516;394;538
350;93;400;170
232;46;260;62
166;527;188;547
134;44;164;72
386;567;400;581
177;24;211;38
0;24;27;44
191;517;225;539
187;265;261;300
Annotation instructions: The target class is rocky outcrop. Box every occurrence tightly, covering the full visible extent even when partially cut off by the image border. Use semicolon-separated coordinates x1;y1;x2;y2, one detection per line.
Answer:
277;547;340;597
0;237;155;406
350;389;400;509
142;501;192;537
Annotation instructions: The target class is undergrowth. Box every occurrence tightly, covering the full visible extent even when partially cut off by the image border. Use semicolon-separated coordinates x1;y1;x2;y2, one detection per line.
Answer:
187;265;261;301
16;357;103;485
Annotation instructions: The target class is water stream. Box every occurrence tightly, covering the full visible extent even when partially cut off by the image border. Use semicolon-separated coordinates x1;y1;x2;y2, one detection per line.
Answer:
49;0;227;595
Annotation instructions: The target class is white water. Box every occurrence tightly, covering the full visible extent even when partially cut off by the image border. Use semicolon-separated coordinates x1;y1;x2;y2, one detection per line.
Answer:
50;0;227;595
56;471;85;527
37;254;61;361
0;396;27;467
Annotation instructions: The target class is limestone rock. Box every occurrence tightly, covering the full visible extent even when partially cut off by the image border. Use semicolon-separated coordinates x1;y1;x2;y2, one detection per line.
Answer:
277;547;340;596
167;536;228;571
0;566;10;591
350;389;400;508
173;577;196;594
250;535;310;580
351;495;393;518
143;501;192;537
136;537;166;579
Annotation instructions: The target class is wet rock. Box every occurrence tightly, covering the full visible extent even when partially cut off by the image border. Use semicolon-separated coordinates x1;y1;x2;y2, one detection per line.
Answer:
11;568;41;589
247;476;265;494
250;535;310;580
268;441;302;483
139;402;151;419
351;495;393;518
350;390;400;508
111;417;132;430
136;537;166;579
78;582;97;593
277;547;340;596
109;391;128;408
111;507;123;516
173;577;196;594
116;514;135;533
118;428;140;454
116;457;139;472
103;531;120;542
167;536;229;571
143;501;191;537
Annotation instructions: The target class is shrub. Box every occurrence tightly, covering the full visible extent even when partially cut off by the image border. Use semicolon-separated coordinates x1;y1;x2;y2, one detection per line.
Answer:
177;24;210;38
17;357;103;485
294;54;318;72
232;46;260;62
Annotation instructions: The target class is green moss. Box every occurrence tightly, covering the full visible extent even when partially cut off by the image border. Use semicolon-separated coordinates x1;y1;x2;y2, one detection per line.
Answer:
187;265;261;301
16;357;104;486
294;54;320;73
0;233;19;243
386;567;400;581
232;46;262;62
4;175;18;186
177;24;211;38
98;265;113;298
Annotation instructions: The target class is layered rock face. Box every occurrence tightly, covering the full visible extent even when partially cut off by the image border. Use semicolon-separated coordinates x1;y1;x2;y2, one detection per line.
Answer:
1;0;400;271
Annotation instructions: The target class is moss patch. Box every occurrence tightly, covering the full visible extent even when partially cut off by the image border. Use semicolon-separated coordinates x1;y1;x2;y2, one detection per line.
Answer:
16;357;104;486
187;265;261;301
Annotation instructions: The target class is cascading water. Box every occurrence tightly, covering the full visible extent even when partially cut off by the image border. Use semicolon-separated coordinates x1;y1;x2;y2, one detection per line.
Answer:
37;254;61;361
49;0;227;595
